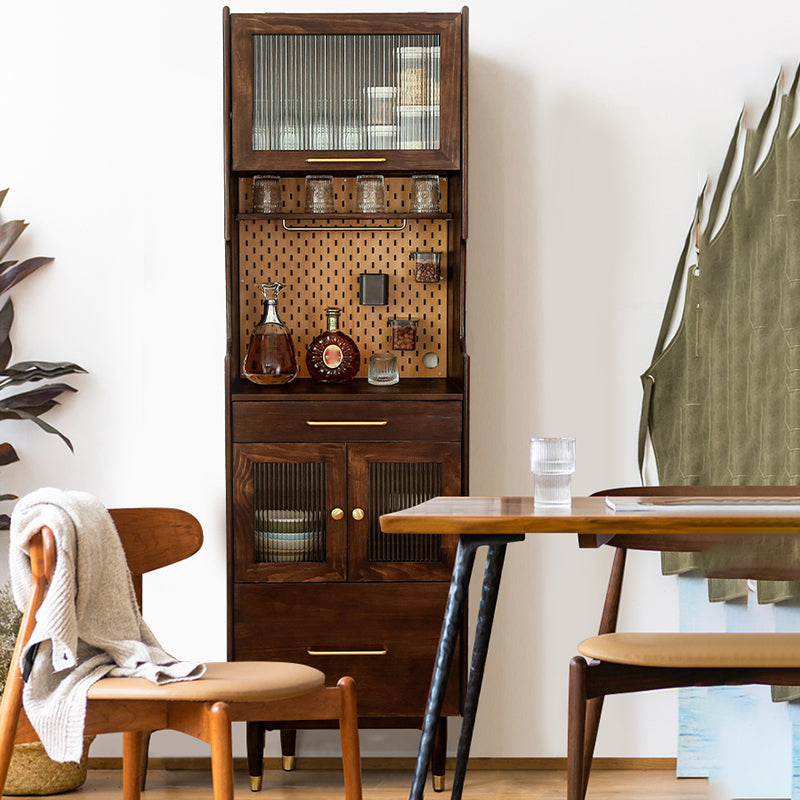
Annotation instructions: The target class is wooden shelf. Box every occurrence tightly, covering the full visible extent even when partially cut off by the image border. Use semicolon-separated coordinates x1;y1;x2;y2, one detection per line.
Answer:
237;212;453;221
230;377;464;402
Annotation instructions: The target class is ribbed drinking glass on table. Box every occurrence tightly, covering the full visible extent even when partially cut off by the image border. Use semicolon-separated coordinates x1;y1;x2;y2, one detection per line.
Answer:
530;436;575;506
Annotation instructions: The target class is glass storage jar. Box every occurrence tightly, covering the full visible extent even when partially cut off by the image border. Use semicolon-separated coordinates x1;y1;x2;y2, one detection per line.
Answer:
411;251;441;282
389;318;419;351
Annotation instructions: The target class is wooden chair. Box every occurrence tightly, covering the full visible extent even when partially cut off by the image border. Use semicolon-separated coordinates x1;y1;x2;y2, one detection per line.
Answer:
0;508;362;800
568;485;800;800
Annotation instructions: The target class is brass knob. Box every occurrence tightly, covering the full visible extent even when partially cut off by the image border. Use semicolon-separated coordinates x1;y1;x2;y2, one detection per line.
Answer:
331;507;344;521
352;508;365;521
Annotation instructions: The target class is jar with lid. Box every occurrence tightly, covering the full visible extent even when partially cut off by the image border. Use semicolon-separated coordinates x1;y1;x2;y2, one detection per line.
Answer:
389;318;419;351
364;86;397;125
411;251;441;283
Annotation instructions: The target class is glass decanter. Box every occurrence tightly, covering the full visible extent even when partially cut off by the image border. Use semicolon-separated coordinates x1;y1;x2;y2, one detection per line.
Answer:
243;282;299;385
306;307;361;383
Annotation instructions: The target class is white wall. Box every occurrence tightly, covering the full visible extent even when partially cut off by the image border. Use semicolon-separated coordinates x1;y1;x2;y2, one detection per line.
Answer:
1;0;799;762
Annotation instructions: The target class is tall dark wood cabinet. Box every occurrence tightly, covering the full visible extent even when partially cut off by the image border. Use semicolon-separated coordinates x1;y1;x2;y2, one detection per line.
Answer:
223;8;469;792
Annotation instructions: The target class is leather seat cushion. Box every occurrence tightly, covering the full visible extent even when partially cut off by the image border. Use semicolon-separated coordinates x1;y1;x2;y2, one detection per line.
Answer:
578;633;800;668
87;661;325;701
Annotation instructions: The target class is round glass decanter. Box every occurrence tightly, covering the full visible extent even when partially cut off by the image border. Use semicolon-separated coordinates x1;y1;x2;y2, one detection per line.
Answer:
243;282;299;385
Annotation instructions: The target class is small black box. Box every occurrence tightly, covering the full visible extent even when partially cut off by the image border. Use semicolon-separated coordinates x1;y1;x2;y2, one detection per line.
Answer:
359;272;389;305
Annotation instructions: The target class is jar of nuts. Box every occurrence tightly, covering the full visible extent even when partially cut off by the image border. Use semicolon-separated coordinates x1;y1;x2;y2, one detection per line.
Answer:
389;318;419;351
411;251;441;282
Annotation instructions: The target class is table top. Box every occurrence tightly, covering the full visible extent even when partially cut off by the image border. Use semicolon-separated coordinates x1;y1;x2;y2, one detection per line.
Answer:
379;496;800;536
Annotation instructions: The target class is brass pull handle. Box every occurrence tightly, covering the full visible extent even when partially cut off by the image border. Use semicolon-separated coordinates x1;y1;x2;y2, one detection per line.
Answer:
306;420;388;427
352;508;365;521
307;649;388;656
331;508;344;521
305;157;387;163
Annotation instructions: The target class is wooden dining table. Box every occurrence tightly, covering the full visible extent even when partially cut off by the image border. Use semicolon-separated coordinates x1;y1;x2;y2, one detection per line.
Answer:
379;494;800;800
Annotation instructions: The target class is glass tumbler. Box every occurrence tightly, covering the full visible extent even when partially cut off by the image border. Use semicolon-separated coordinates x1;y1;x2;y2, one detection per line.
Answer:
368;352;399;386
356;174;386;213
530;437;575;506
410;174;441;213
252;175;281;213
305;175;335;213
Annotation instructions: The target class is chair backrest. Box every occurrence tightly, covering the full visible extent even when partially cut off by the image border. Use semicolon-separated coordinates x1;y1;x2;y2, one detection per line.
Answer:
588;486;800;582
108;508;203;608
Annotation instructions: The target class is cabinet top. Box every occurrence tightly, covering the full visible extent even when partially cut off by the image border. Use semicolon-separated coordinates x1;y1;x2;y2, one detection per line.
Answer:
228;11;464;36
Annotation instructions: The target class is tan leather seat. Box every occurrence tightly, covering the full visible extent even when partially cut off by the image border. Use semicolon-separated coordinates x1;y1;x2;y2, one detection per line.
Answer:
88;662;325;701
568;486;800;800
579;633;800;669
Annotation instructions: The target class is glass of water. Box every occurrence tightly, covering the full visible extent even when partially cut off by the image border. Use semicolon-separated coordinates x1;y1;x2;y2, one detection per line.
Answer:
530;437;575;506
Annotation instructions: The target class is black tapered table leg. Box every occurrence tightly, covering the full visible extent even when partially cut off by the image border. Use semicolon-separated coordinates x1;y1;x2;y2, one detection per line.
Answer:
450;542;511;800
409;537;477;800
409;533;524;800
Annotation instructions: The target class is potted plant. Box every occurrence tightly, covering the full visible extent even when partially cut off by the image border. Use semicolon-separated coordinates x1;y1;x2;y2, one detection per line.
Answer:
0;190;89;792
0;188;86;528
0;584;92;794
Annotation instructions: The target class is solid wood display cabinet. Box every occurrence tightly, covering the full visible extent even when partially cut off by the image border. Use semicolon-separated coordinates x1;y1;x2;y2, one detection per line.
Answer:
223;7;469;792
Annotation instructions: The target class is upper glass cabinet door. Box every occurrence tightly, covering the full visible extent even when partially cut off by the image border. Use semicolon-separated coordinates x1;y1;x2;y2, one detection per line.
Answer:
229;14;463;171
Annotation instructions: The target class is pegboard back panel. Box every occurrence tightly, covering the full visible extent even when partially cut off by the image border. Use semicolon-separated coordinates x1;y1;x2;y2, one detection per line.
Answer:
237;177;450;379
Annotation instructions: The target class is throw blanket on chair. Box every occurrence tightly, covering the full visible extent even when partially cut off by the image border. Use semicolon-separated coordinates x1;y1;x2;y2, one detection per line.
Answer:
9;488;205;763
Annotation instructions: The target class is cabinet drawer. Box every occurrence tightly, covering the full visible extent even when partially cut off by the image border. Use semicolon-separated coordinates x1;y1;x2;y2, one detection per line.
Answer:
232;583;463;717
232;400;462;442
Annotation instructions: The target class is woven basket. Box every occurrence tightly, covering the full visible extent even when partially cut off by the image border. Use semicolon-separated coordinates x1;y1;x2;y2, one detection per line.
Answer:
4;737;93;795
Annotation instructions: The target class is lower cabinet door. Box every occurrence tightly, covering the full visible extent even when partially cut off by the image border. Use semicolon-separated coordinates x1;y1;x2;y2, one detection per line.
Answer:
233;582;463;717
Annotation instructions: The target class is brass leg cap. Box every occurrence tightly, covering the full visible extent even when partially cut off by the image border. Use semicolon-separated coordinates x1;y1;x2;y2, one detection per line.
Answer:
249;775;263;792
282;754;297;771
432;774;446;792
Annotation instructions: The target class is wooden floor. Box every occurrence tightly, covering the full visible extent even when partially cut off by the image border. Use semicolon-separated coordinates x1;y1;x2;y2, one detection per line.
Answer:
74;767;709;799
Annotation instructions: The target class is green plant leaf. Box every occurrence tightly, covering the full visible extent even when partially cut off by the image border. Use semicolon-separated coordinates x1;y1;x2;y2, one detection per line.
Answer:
0;408;73;451
0;221;27;263
0;299;13;370
0;361;87;386
0;189;7;210
0;257;53;296
0;383;77;410
0;443;18;466
0;516;10;532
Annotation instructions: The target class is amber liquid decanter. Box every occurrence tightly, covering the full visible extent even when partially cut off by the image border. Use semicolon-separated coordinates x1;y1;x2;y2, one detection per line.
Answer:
306;307;361;383
242;282;299;385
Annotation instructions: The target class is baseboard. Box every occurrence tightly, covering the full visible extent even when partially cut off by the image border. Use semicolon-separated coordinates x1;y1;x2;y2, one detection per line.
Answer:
88;756;677;772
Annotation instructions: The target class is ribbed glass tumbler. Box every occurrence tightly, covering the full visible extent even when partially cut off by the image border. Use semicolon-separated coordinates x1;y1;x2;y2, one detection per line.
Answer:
530;436;575;506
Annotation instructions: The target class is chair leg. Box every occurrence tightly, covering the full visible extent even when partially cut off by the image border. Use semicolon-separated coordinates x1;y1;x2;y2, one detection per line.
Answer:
139;731;152;791
207;702;234;800
247;721;266;791
280;728;297;771
431;716;447;792
581;696;605;799
568;657;588;800
337;677;363;800
122;731;145;800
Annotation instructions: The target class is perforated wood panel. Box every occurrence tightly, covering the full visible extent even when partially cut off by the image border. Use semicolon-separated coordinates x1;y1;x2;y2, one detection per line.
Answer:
238;177;449;379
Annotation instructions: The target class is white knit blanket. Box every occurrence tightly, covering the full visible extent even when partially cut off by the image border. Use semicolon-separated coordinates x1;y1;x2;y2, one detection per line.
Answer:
9;488;205;763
